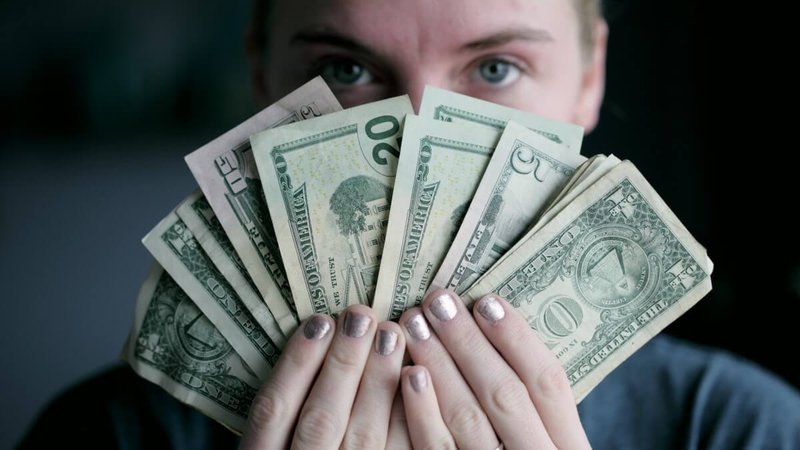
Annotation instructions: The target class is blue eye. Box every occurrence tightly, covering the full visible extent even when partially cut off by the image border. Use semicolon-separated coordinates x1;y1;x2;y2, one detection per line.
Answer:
318;59;374;87
474;58;521;86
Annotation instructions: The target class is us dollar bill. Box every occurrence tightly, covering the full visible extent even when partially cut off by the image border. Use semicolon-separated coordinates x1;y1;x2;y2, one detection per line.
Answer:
535;154;622;233
252;96;413;319
185;77;342;335
372;115;501;321
143;208;281;379
123;264;259;434
541;155;605;215
432;121;586;295
475;155;622;286
176;190;287;348
418;85;584;151
463;161;713;401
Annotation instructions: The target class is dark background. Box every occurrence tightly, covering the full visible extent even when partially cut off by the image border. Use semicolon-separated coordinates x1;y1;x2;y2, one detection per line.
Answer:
2;0;797;448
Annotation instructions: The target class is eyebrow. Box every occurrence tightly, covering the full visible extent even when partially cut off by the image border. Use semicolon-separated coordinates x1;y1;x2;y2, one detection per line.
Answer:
291;29;379;58
461;27;554;51
290;26;553;57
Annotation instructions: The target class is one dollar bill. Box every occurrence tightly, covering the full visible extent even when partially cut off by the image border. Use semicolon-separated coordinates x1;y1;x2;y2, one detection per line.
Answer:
143;208;281;380
176;191;287;348
123;265;259;434
463;161;713;401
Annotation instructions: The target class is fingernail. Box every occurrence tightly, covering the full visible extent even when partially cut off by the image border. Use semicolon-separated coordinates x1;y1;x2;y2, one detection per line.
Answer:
430;292;458;321
405;313;431;341
343;310;371;338
477;295;505;323
375;329;398;356
409;368;427;393
303;315;331;340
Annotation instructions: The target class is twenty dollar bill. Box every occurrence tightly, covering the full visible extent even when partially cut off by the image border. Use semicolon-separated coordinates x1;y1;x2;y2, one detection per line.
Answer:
185;77;342;334
253;96;413;319
372;115;501;321
419;85;584;151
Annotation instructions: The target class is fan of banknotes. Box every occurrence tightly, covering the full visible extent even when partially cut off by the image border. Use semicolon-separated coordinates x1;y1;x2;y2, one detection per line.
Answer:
122;77;713;433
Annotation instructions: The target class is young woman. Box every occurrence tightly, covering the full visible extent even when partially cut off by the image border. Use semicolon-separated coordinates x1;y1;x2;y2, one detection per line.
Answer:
237;1;800;449
19;1;800;449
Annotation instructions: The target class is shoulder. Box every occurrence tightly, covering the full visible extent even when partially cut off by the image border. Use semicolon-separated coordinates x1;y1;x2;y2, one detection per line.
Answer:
17;364;239;450
579;335;800;450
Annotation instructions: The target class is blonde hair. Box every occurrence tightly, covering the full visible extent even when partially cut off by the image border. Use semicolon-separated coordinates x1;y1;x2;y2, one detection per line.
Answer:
574;0;604;58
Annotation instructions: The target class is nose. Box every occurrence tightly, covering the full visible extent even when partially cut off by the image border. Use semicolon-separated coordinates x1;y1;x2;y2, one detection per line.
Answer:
393;73;448;114
405;83;426;114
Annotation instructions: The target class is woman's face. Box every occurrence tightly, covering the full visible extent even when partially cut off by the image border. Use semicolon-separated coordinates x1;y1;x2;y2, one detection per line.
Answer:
260;0;607;132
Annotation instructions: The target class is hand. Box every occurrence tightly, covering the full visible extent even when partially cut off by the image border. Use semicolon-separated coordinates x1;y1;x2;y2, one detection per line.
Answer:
239;304;408;449
398;290;591;450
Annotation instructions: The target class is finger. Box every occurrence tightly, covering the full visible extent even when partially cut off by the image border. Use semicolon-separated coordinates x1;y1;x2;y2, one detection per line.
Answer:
401;366;457;450
422;289;551;449
385;392;412;450
240;314;334;450
473;294;591;449
341;321;406;449
399;308;497;450
291;305;377;450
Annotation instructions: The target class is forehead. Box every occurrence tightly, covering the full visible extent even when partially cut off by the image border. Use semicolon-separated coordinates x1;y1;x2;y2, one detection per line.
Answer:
268;0;579;51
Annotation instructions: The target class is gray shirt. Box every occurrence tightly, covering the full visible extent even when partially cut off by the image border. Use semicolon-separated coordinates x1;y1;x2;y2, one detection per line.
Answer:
18;336;800;449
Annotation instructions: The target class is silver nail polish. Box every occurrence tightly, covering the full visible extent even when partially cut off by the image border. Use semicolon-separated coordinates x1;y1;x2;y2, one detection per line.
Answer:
304;316;331;340
409;369;427;393
430;292;458;321
376;329;398;356
405;313;431;340
477;296;505;322
343;311;371;338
